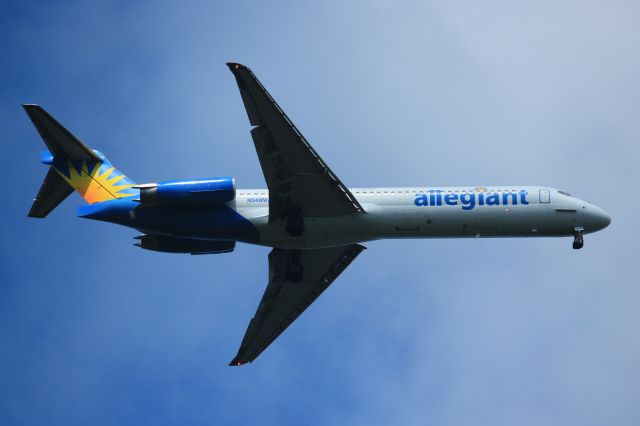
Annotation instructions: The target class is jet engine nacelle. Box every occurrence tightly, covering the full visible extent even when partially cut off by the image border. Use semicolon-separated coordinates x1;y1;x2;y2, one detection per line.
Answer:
135;234;235;254
135;177;235;205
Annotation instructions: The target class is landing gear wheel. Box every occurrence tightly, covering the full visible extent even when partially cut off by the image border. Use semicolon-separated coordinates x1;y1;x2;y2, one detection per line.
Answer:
286;215;304;237
573;229;584;250
286;262;304;283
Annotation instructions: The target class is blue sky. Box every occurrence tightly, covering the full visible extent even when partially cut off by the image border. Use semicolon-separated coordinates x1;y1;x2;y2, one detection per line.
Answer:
2;1;639;425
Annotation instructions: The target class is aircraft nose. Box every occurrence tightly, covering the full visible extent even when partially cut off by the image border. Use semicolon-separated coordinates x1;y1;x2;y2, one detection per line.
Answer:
587;205;611;232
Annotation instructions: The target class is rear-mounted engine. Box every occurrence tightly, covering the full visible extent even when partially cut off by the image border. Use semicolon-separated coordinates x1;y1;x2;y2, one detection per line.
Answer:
134;177;235;205
135;234;235;254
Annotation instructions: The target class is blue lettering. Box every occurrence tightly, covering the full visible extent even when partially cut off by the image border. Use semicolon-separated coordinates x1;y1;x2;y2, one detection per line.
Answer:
435;190;443;206
460;193;476;210
413;188;530;210
502;192;517;205
485;193;500;206
414;194;428;206
444;193;458;205
429;191;436;206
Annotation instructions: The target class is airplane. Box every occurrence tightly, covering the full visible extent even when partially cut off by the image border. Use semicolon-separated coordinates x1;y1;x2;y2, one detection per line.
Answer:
25;62;611;366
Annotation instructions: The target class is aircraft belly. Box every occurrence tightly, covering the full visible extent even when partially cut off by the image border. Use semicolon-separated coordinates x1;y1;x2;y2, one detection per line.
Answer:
248;214;378;249
239;199;578;249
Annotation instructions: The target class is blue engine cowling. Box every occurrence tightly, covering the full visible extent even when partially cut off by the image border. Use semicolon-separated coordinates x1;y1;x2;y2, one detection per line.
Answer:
137;177;235;205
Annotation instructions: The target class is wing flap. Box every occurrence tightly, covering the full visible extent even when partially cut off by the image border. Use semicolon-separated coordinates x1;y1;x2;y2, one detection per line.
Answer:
230;243;366;366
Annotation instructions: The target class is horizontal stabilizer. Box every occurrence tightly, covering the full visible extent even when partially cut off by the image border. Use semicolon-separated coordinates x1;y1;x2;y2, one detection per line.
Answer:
28;167;74;218
23;104;100;162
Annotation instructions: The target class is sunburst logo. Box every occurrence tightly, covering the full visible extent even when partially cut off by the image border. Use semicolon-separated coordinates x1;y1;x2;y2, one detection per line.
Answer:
54;160;136;204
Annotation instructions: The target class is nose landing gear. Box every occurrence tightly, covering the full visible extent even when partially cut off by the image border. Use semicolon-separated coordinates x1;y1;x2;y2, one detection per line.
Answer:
573;227;584;250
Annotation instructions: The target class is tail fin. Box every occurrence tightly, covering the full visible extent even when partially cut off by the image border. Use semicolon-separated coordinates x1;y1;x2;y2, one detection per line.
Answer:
25;105;136;218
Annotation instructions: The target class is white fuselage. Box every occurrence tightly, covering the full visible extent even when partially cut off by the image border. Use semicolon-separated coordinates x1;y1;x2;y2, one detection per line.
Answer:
234;186;610;249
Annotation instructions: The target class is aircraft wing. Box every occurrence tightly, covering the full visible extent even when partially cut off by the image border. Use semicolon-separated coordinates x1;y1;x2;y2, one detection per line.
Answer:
227;63;364;220
230;244;366;365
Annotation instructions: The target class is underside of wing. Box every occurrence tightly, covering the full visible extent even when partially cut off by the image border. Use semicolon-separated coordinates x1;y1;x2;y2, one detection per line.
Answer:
28;166;74;218
226;63;364;221
134;234;235;255
230;243;366;366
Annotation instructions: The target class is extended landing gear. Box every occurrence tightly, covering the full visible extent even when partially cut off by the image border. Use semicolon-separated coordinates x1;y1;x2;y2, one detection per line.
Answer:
285;205;304;237
286;215;304;236
573;227;584;250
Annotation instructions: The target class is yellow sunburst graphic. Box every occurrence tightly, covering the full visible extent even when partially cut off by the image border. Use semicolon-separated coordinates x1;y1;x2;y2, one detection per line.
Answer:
55;161;135;204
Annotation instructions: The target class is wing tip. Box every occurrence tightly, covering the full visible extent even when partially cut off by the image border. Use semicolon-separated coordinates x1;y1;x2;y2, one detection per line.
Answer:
226;62;248;71
228;357;248;367
22;104;41;116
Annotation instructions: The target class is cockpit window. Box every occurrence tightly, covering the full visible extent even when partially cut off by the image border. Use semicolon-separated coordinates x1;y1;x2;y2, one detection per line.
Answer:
558;190;572;197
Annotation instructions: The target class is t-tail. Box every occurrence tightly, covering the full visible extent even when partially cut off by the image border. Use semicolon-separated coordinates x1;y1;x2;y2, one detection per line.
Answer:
24;104;137;218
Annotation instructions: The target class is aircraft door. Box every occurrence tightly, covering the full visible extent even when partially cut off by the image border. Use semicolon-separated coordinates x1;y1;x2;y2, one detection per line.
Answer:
539;189;550;204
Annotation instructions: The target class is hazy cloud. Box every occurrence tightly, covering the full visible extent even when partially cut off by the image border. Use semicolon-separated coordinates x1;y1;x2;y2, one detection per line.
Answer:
1;1;638;425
